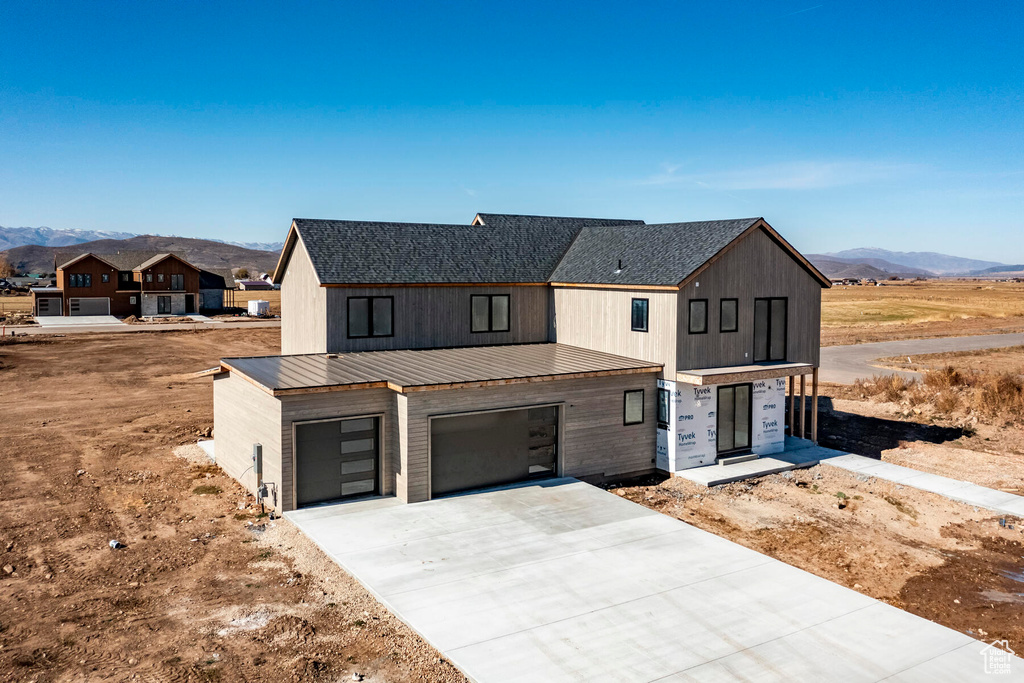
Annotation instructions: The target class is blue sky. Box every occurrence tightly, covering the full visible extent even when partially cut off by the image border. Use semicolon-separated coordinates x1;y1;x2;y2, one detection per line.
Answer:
1;1;1022;260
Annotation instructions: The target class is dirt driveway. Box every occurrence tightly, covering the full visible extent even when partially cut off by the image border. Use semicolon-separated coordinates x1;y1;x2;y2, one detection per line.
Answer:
0;330;463;682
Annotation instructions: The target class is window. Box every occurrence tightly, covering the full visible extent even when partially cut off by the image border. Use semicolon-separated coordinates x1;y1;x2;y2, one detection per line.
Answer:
753;297;787;362
145;273;153;283
101;273;109;284
69;273;92;288
171;274;184;290
130;296;137;304
157;273;165;283
720;298;738;333
624;389;645;425
470;294;510;333
630;298;648;332
688;299;707;334
347;296;393;338
121;272;131;282
657;388;670;429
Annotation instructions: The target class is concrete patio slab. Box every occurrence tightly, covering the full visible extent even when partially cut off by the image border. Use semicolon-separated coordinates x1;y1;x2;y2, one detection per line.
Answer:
671;455;815;486
286;478;1020;681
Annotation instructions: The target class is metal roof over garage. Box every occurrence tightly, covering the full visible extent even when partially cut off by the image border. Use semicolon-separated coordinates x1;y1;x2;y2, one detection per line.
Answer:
220;343;662;395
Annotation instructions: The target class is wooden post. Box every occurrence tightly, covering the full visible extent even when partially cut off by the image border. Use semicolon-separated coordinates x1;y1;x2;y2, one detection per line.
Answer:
799;374;807;439
788;375;796;436
811;368;819;444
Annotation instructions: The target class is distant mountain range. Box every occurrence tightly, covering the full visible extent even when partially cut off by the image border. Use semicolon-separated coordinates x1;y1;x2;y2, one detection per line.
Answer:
807;248;1019;279
1;235;280;276
0;225;283;253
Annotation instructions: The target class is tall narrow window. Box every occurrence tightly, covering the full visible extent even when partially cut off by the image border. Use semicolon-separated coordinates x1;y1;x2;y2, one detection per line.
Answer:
720;298;738;333
688;299;707;334
657;388;670;429
753;297;787;361
348;296;393;338
101;273;109;283
631;298;648;332
171;273;184;290
470;294;510;333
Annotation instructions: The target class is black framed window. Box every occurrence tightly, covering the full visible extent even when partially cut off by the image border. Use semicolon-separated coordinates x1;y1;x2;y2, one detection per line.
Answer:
631;298;648;332
171;273;184;290
69;273;92;288
157;273;165;283
121;272;131;282
657;388;670;429
624;389;645;425
348;296;394;338
720;298;738;333
753;297;787;362
688;298;708;334
101;273;109;283
470;294;510;333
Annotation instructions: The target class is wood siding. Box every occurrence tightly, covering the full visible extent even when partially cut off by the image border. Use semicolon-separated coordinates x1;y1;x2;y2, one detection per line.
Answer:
280;237;328;355
213;373;283;503
552;288;678;376
134;255;200;293
402;373;659;503
677;227;822;370
56;256;135;316
279;388;399;510
324;285;550;353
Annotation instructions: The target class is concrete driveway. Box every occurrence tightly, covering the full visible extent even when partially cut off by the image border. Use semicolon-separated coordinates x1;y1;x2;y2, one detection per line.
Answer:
820;332;1024;383
34;314;124;327
287;479;1011;681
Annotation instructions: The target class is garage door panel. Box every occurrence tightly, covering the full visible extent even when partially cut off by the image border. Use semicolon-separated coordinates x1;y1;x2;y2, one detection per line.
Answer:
431;407;558;497
296;417;379;507
69;297;110;316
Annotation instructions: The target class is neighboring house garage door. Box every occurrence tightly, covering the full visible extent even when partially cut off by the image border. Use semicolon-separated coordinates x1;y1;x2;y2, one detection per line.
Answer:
36;298;61;316
430;406;558;497
69;297;110;316
295;417;379;507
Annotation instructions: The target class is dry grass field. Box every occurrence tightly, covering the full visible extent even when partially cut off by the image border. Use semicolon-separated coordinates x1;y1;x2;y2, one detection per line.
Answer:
230;289;281;315
822;280;1024;345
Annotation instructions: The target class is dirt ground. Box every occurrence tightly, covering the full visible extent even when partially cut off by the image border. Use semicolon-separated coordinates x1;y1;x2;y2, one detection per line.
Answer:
0;330;464;682
611;466;1024;651
821;280;1024;345
878;345;1024;375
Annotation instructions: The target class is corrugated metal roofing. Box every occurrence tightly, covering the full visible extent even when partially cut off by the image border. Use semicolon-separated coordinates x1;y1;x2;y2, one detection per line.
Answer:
222;343;661;394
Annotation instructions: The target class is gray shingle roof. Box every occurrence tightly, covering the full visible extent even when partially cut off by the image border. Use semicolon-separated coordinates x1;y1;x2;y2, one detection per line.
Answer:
55;250;170;271
292;214;643;284
549;218;762;286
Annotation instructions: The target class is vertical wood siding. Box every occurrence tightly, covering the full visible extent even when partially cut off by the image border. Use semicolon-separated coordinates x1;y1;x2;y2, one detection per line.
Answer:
552;288;677;376
324;285;550;352
402;373;659;503
279;388;399;509
280;238;328;355
213;373;283;503
677;228;822;370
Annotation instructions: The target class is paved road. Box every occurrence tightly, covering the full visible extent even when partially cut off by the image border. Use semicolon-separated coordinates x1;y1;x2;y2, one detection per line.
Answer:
819;332;1024;384
5;319;280;336
288;479;1016;681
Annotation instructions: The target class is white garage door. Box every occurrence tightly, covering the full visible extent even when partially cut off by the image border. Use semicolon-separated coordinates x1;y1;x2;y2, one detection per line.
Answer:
69;298;111;316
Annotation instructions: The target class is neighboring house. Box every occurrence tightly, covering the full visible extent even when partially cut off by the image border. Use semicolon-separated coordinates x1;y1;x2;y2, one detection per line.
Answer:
212;213;829;511
237;279;275;291
33;251;226;317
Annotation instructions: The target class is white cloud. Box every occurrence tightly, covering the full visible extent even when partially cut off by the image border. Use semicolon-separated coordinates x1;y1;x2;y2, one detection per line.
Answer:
638;160;922;191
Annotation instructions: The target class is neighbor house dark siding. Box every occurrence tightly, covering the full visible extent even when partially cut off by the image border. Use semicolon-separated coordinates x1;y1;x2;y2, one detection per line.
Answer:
134;255;200;293
676;227;821;370
324;285;550;353
56;255;136;316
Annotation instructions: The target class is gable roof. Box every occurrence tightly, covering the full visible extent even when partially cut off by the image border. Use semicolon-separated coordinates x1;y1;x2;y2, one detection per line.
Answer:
277;214;643;285
134;253;200;272
56;250;200;272
56;253;121;271
550;218;830;288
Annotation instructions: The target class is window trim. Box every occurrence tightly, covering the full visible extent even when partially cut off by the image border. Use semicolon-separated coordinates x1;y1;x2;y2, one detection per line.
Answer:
753;297;788;362
630;297;649;333
101;273;109;284
623;389;645;426
469;294;511;334
688;298;708;335
347;295;395;339
657;388;670;429
719;298;738;333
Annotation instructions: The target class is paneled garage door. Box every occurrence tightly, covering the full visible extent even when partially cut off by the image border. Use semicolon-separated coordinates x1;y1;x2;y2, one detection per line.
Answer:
430;406;558;497
36;298;62;316
69;297;111;316
295;417;379;507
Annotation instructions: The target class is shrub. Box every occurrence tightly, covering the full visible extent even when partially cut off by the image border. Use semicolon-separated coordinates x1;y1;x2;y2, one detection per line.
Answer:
974;373;1024;418
934;390;961;414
